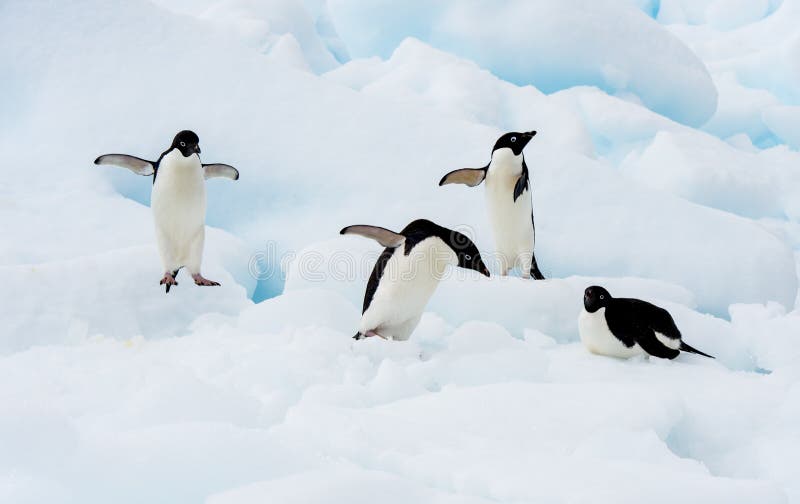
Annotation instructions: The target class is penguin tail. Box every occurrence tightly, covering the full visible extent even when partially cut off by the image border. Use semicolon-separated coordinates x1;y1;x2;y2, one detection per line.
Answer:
530;259;545;280
353;332;363;340
680;342;714;359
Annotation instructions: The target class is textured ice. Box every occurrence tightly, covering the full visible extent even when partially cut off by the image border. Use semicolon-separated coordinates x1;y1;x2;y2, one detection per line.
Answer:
2;0;800;502
327;0;719;126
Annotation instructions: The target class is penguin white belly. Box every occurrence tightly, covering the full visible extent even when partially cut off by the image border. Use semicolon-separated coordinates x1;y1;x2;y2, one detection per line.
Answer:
151;150;207;272
360;238;453;341
484;152;534;272
579;308;644;358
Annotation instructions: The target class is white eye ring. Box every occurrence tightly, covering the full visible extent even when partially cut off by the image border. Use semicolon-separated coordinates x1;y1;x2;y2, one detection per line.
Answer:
465;254;472;260
180;141;186;147
510;137;517;142
600;295;604;299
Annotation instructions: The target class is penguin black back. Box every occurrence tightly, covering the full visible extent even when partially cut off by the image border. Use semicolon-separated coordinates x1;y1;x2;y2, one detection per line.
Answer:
583;286;714;359
359;219;489;313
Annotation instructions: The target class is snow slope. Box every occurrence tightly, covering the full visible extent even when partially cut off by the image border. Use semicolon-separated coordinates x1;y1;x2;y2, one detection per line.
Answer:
2;0;800;502
327;0;719;127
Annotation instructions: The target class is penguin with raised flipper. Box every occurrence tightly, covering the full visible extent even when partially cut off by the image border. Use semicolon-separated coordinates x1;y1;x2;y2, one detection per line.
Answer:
95;130;239;292
579;286;714;360
341;219;490;341
439;131;545;279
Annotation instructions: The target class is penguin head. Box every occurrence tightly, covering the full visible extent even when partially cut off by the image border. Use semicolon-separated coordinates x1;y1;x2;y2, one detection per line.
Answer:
492;131;536;156
584;285;611;313
447;230;490;277
171;130;201;157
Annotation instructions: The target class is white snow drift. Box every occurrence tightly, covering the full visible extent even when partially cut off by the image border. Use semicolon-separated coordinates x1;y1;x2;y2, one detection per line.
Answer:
2;0;800;502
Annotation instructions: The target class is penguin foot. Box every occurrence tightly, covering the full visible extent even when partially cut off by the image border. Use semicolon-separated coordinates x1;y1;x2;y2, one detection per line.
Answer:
159;273;178;293
192;274;220;287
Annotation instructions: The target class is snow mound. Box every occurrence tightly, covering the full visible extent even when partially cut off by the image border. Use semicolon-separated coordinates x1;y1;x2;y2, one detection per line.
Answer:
657;0;773;28
290;167;798;316
763;105;800;149
621;130;800;220
147;0;344;72
3;288;797;502
0;226;254;354
328;0;718;126
3;0;800;501
325;38;595;156
667;0;800;108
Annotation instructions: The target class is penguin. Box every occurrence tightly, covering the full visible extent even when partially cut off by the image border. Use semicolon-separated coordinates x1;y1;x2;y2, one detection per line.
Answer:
439;131;545;280
340;219;490;341
579;286;714;360
94;130;239;293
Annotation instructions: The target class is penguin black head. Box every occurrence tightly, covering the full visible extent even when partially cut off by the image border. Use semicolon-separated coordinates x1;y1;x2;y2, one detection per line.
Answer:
584;285;611;313
447;229;490;277
171;130;201;157
492;131;536;156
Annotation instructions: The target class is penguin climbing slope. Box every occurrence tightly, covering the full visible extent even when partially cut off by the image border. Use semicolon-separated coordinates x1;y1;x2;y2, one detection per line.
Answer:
439;131;545;279
579;286;714;360
95;130;239;292
341;219;490;341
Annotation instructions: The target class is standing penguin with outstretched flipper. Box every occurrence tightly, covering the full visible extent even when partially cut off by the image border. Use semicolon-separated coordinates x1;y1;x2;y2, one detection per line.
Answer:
341;219;490;341
439;131;545;279
95;130;239;292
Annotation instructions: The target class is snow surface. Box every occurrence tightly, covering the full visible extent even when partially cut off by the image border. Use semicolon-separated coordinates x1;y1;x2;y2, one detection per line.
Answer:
327;0;719;127
3;0;800;502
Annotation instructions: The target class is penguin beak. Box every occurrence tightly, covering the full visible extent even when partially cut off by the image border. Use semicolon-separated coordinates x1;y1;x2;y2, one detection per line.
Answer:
520;131;536;148
476;260;490;277
193;144;201;154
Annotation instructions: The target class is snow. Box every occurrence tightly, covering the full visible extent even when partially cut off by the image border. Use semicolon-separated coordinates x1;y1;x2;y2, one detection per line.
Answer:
324;38;595;156
3;0;800;502
763;105;800;149
327;0;719;127
620;130;800;220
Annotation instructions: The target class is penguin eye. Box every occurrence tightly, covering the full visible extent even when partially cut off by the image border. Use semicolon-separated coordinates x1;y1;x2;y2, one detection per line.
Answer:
180;141;186;147
510;137;517;142
464;254;472;260
600;295;605;299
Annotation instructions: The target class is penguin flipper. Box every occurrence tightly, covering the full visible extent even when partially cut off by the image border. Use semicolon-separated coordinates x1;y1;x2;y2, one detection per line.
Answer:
635;331;681;359
438;167;487;187
94;154;155;176
203;163;239;180
340;225;406;248
513;160;530;202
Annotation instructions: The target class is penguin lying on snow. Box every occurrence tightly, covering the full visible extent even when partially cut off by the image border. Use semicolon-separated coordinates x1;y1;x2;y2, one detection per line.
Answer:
439;131;545;280
341;219;490;341
95;130;239;293
579;286;714;360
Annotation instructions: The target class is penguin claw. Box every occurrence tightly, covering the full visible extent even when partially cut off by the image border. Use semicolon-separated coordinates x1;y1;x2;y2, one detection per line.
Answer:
159;273;178;293
192;274;220;287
